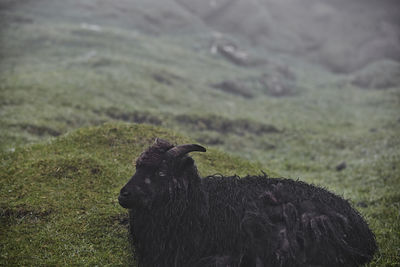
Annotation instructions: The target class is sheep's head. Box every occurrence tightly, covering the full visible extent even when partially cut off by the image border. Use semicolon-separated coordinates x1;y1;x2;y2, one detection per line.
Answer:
118;138;206;209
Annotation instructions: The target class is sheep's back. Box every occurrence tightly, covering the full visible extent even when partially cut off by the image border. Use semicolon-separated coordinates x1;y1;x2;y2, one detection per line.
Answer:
201;175;376;266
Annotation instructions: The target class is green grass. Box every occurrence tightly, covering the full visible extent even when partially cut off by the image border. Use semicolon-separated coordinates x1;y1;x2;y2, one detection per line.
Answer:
0;123;273;265
1;0;399;265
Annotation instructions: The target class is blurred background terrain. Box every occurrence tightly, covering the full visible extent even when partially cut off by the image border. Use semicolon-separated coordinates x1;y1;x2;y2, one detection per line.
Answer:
0;0;399;265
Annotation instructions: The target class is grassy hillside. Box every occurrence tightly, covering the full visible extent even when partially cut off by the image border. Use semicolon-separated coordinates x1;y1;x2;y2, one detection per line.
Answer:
0;123;273;265
0;0;399;266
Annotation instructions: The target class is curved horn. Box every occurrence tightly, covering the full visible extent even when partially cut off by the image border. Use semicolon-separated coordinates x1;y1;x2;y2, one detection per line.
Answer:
166;144;206;159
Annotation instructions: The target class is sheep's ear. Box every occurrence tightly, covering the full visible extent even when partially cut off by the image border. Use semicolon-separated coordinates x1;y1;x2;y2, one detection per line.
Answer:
154;138;174;148
154;137;165;145
180;157;195;168
179;157;200;188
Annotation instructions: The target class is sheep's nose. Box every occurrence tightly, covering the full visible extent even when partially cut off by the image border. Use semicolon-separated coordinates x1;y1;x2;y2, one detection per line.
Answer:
120;189;130;197
119;188;131;208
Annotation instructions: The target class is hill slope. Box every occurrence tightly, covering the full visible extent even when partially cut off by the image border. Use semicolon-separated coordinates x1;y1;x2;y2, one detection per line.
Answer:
0;123;274;265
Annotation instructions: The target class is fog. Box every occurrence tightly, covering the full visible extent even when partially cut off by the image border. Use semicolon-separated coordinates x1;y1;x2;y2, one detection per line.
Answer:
167;0;399;73
1;0;399;147
3;0;399;73
90;0;400;73
186;0;400;73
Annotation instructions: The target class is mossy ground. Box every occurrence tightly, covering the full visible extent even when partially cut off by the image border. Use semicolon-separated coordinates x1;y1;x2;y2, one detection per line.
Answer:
1;0;399;266
0;123;270;265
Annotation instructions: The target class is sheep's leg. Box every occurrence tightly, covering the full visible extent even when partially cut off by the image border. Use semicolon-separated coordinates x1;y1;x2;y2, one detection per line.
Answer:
255;256;264;267
239;254;264;267
214;255;233;267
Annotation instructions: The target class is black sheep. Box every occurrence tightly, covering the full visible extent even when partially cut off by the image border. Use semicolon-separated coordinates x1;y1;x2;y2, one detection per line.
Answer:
118;138;377;267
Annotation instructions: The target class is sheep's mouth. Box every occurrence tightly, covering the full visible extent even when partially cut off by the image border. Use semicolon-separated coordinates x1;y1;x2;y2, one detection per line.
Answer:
118;194;131;209
118;193;152;209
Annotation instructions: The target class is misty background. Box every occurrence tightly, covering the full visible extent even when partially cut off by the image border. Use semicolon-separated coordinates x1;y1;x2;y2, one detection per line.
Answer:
2;0;399;154
3;0;400;72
